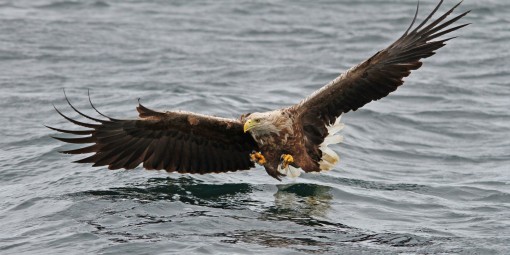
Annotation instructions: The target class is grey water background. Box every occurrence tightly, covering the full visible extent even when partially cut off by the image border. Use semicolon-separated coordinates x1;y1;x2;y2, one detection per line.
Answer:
1;0;509;254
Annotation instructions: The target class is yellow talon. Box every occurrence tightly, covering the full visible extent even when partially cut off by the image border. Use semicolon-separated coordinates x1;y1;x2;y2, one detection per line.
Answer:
281;154;294;169
250;152;266;165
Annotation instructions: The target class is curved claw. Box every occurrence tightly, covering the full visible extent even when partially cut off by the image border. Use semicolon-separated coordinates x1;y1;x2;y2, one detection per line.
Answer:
250;151;266;165
280;154;294;169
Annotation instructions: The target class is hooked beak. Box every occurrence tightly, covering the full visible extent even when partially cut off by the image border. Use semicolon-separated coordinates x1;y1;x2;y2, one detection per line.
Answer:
243;120;255;133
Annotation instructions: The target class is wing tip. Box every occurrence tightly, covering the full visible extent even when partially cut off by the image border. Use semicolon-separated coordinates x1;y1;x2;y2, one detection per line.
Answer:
87;90;119;121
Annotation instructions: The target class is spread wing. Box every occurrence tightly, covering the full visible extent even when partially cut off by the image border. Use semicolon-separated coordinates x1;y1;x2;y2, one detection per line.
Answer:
292;1;469;165
47;93;258;174
296;0;469;126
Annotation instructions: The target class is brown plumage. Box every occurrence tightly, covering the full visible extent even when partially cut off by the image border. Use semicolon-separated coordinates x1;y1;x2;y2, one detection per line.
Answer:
49;92;257;174
48;1;469;180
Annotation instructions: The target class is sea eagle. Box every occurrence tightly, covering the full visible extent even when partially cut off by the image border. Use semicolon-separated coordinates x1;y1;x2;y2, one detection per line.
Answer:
48;1;469;180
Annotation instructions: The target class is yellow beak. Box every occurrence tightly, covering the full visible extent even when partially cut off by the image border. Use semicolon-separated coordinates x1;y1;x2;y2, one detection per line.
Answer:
243;120;255;133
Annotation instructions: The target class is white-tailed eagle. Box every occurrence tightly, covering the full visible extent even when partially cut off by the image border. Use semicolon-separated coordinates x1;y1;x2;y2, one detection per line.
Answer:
48;1;469;180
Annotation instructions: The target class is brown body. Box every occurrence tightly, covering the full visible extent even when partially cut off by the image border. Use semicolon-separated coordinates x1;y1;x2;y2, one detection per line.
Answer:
242;108;321;179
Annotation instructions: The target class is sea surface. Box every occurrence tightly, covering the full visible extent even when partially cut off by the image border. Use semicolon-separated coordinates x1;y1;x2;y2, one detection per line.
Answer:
1;0;509;254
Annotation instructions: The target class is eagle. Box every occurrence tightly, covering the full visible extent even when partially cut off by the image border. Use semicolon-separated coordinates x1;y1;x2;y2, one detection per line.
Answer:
48;1;469;180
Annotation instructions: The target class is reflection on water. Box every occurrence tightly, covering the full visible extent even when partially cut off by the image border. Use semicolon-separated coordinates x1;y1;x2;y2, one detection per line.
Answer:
80;177;255;209
78;177;335;218
70;177;431;252
273;184;333;219
215;183;339;253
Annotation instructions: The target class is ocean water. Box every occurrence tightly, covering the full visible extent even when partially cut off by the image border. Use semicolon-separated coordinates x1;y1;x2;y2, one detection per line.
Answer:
1;0;509;254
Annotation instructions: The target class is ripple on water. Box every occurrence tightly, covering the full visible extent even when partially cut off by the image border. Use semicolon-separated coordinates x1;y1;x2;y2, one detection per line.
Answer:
1;0;509;254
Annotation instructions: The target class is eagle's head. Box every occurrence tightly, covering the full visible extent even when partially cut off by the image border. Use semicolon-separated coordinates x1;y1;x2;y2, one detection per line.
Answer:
243;111;280;135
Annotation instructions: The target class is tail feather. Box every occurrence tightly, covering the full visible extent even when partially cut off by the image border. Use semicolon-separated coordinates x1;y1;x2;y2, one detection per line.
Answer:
319;114;344;171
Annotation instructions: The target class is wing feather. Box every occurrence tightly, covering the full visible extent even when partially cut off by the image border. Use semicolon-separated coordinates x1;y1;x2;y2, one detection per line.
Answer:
49;95;258;174
296;1;468;124
294;1;468;165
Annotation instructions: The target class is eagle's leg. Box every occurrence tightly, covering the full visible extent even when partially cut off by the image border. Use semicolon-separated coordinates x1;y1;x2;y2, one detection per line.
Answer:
250;151;267;165
280;154;294;169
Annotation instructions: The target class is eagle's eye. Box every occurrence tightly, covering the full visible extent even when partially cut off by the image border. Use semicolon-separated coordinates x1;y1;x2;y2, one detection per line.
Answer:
255;119;261;123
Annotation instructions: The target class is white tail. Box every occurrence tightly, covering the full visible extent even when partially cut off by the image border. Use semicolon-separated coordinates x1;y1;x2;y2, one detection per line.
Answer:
319;115;344;171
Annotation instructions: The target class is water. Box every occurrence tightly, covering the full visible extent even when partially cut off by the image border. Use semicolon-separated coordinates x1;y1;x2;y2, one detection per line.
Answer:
1;0;509;254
